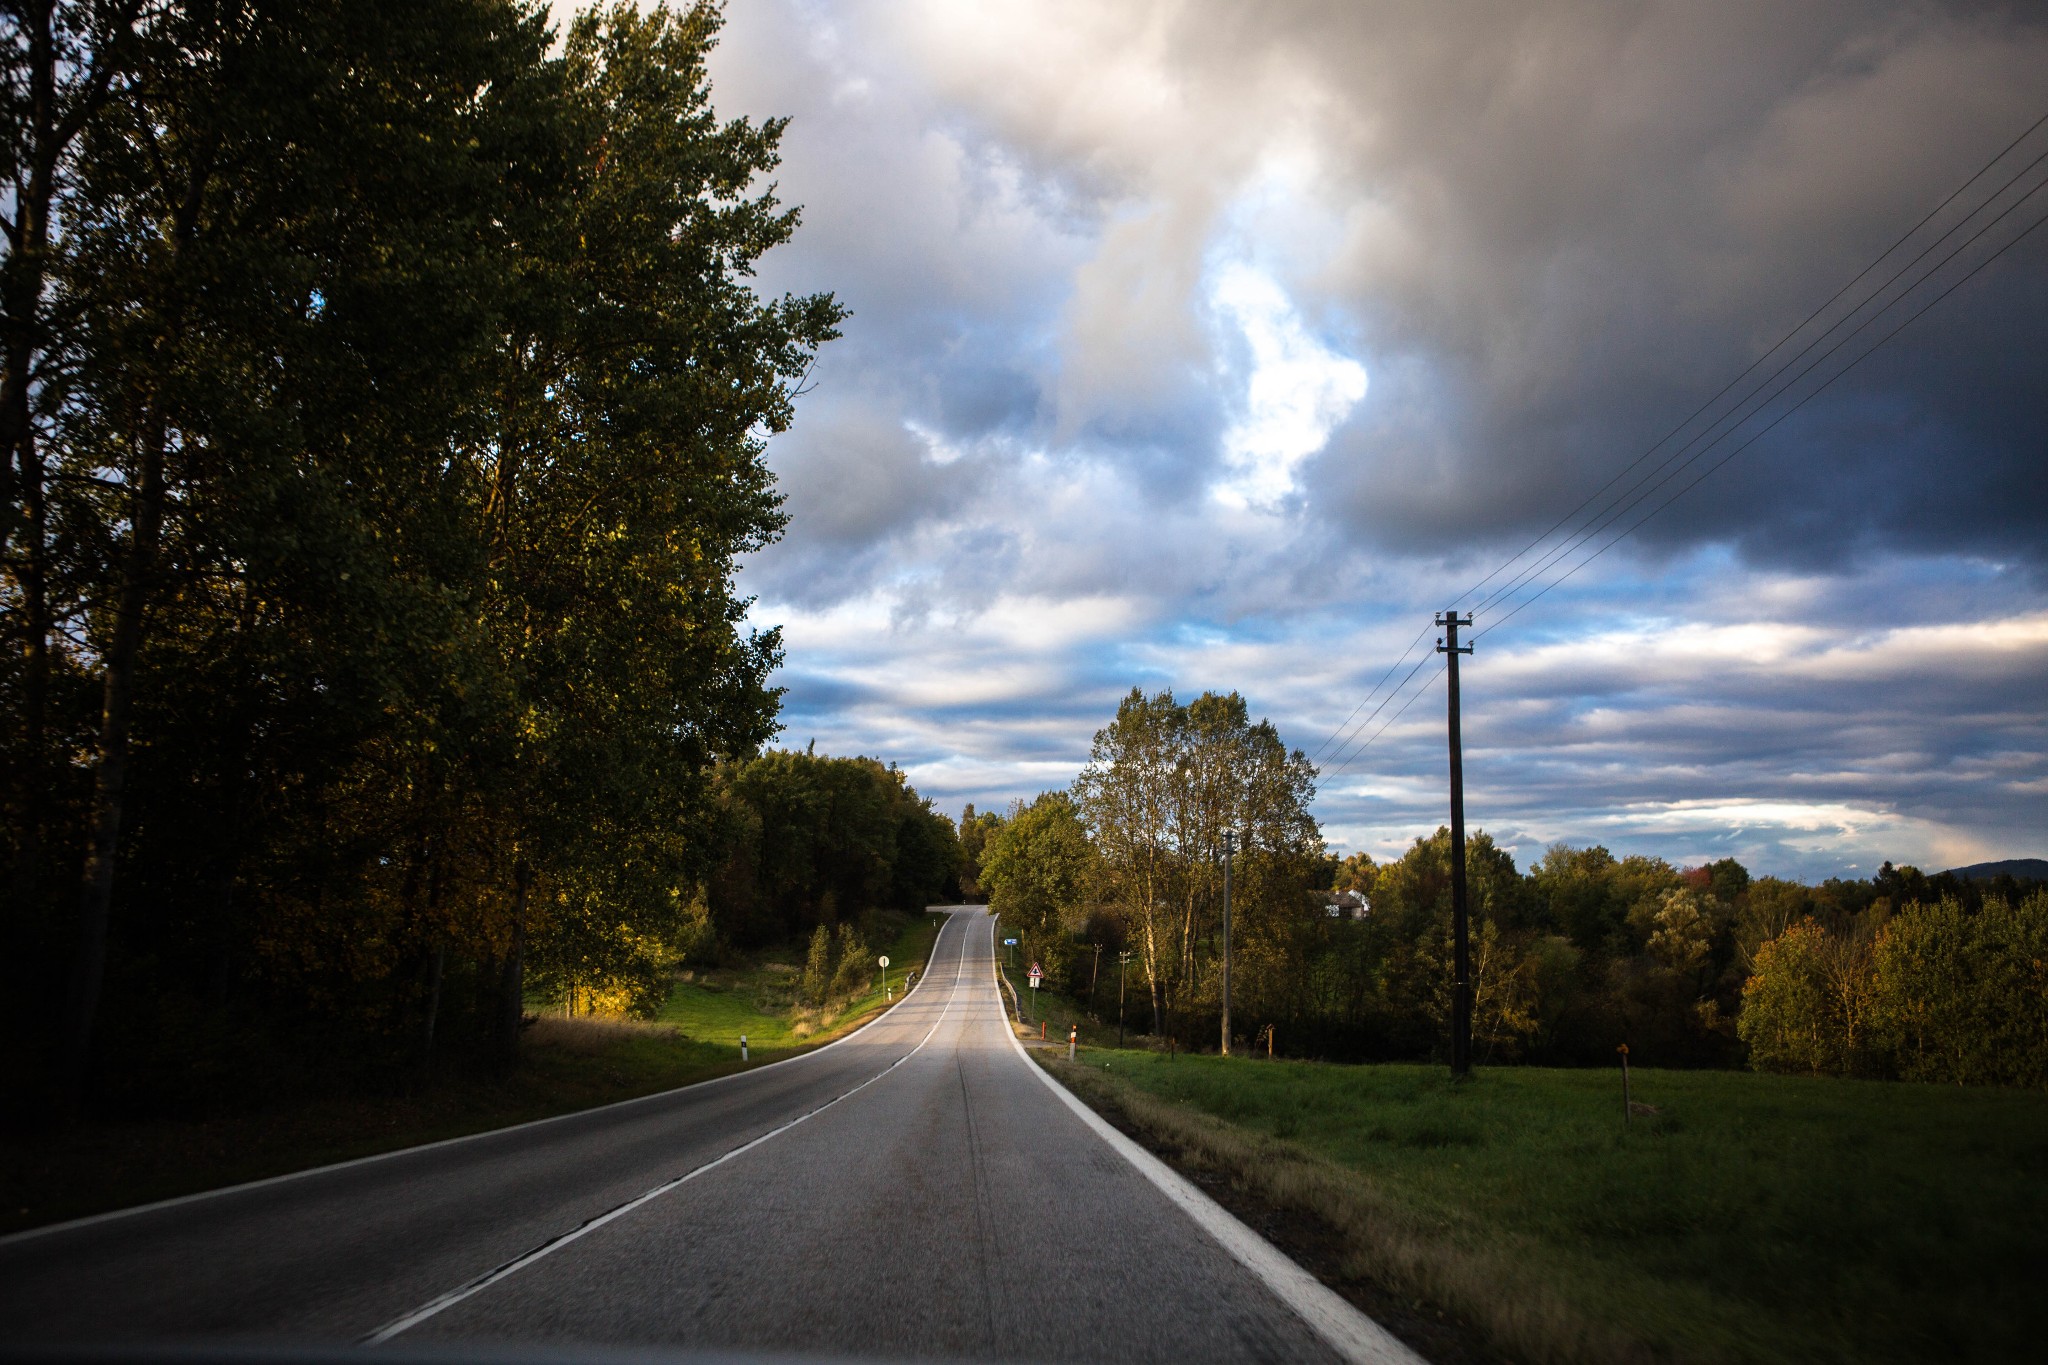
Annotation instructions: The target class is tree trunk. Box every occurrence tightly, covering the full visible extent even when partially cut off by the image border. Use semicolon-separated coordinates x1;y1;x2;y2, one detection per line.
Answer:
1144;913;1163;1034
423;945;446;1052
496;856;532;1068
7;425;50;927
56;415;168;1111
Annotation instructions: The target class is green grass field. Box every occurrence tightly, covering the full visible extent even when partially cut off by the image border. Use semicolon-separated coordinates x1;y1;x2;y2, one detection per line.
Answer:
1048;1050;2048;1365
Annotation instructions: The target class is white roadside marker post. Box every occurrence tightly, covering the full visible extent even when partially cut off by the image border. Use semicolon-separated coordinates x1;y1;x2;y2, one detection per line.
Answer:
1068;1025;1077;1062
740;1033;748;1062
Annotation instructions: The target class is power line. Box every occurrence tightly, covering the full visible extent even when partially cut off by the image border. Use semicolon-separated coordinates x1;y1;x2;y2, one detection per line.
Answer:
1454;111;2048;619
1314;108;2048;782
1322;649;1435;771
1475;187;2048;642
1472;144;2048;622
1309;621;1432;760
1321;655;1445;777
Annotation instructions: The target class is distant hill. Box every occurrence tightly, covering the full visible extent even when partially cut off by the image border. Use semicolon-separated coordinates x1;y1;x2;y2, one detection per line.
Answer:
1942;858;2048;882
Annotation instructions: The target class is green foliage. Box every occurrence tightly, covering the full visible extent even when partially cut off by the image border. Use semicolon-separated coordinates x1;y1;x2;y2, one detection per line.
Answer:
981;791;1095;987
1072;686;1322;1033
801;924;834;1007
1871;893;2048;1086
1034;688;2042;1081
1738;919;1852;1074
954;802;1006;900
1741;893;2048;1086
1332;850;1376;894
705;748;959;948
829;923;873;999
1;0;843;1106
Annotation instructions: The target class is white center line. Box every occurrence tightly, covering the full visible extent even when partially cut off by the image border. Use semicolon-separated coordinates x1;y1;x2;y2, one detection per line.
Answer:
361;916;971;1345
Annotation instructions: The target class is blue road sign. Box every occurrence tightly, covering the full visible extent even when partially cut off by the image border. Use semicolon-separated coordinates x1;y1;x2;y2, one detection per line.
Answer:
1003;938;1018;945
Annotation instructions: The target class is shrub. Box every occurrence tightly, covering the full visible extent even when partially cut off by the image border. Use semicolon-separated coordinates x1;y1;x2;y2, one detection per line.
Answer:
801;924;833;1006
830;924;873;999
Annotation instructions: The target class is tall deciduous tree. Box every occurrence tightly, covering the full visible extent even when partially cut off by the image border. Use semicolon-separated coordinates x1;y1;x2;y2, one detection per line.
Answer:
1074;687;1320;1035
3;0;842;1110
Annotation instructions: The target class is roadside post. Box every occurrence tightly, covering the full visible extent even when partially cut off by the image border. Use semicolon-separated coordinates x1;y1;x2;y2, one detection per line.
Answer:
1068;1025;1077;1062
740;1033;748;1063
1619;1043;1632;1123
879;955;891;1001
1027;961;1042;1026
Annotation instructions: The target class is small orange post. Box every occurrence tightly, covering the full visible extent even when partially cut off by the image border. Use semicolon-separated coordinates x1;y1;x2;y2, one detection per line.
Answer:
1041;1020;1046;1041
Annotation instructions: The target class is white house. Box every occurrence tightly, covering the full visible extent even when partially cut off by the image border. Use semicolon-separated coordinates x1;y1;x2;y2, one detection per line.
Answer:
1323;890;1369;920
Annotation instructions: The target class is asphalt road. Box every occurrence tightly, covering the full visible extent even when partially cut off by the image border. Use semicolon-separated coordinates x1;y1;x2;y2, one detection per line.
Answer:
0;909;1414;1364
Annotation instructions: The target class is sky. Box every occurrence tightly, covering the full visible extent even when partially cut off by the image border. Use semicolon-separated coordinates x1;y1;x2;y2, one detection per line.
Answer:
636;1;2045;880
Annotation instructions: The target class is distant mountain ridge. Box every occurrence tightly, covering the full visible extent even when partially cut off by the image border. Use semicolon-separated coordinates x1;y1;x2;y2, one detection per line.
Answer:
1941;858;2048;881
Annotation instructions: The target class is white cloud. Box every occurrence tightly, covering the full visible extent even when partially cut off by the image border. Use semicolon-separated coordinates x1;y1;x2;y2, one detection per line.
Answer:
1210;262;1368;507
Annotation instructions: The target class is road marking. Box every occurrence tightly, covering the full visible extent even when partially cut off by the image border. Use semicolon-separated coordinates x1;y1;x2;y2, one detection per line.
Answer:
361;917;974;1344
0;909;977;1251
987;919;1426;1365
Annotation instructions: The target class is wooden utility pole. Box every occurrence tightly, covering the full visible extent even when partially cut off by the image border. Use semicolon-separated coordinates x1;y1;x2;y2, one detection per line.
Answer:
1437;612;1474;1078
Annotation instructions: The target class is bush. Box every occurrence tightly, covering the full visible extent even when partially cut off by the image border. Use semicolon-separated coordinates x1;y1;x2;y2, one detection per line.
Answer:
801;925;833;1006
830;924;873;999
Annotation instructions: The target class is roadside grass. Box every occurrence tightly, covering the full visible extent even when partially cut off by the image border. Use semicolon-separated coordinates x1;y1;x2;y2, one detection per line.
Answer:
2;911;947;1236
1043;1051;2048;1365
995;953;1138;1046
654;908;944;1053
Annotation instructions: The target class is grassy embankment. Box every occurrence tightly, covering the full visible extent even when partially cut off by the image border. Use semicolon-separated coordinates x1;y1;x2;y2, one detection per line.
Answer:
654;909;944;1054
2;911;945;1236
995;945;1122;1039
1041;1044;2048;1365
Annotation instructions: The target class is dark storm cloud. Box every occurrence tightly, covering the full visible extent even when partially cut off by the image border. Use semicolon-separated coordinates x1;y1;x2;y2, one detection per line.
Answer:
1259;0;2048;568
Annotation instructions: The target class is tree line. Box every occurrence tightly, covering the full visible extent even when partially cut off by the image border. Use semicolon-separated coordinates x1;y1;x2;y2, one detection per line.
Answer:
971;688;2048;1085
0;1;858;1115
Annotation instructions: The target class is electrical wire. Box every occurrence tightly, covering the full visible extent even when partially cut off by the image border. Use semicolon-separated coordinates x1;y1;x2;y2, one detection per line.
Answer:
1474;187;2048;642
1471;151;2048;623
1312;109;2048;783
1321;649;1436;771
1321;657;1447;776
1308;621;1432;760
1452;111;2048;617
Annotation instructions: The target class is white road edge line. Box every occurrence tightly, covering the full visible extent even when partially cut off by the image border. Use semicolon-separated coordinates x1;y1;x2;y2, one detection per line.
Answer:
360;914;974;1344
0;908;975;1250
989;917;1427;1365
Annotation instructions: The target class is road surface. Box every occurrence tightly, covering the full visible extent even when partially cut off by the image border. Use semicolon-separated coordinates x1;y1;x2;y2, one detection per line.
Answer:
0;909;1415;1364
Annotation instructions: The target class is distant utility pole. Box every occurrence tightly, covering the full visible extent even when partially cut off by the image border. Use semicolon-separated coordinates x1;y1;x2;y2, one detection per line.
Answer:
1220;829;1237;1056
1437;611;1474;1079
